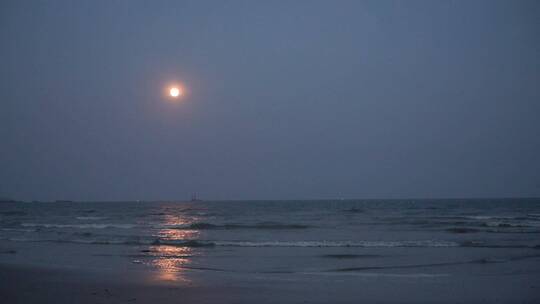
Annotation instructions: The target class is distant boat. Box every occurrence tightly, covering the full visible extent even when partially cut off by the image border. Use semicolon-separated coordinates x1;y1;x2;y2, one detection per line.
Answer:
190;193;203;202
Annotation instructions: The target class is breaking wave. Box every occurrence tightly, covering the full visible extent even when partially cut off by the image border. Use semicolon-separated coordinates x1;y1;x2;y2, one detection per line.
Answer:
1;237;460;248
4;236;539;250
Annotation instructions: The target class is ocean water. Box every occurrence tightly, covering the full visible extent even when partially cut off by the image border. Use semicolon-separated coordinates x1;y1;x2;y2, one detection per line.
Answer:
1;199;540;282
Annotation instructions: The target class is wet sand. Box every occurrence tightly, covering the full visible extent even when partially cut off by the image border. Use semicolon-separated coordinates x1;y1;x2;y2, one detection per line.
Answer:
0;263;235;304
2;261;540;304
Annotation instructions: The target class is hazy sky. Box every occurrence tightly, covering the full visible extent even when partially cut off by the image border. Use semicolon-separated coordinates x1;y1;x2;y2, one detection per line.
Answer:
1;0;539;201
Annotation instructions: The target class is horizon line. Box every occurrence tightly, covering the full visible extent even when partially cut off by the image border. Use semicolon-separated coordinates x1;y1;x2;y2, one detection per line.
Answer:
5;196;540;203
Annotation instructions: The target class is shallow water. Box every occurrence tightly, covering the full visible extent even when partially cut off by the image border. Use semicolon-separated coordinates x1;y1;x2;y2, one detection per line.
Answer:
1;199;540;281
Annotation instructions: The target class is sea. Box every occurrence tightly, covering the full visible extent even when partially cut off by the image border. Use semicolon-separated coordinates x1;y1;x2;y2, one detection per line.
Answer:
1;198;540;288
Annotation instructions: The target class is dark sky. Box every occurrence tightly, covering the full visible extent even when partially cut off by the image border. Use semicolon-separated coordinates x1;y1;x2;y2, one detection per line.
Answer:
1;0;539;201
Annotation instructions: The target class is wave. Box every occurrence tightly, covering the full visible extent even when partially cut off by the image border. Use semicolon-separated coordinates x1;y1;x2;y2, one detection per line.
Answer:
5;235;538;250
382;215;540;227
343;208;364;213
21;223;136;229
465;215;514;220
445;227;538;234
330;261;465;272
167;222;310;230
1;237;457;248
0;211;27;216
1;228;36;233
459;240;540;249
308;272;448;278
76;216;107;221
481;221;538;228
446;227;480;234
156;240;459;248
81;209;97;213
5;237;540;250
152;239;216;247
322;254;381;259
327;254;540;273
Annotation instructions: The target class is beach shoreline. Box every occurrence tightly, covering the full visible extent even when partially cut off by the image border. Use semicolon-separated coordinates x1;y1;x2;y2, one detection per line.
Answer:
2;200;540;303
2;258;540;304
0;262;241;304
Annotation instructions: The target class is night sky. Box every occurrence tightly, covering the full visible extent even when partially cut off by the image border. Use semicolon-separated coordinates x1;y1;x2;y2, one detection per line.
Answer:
1;0;539;201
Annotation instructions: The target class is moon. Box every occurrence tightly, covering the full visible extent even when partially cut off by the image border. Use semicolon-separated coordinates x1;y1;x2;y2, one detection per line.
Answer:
170;87;181;97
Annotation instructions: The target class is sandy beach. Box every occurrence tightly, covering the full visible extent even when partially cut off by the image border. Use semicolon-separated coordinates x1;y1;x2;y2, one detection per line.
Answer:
2;260;539;304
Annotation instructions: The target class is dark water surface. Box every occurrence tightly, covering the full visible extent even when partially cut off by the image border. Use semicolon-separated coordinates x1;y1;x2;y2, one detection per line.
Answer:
1;199;540;285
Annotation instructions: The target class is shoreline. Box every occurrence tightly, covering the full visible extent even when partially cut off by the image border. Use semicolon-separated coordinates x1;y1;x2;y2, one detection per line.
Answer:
2;199;540;303
2;260;540;304
0;262;242;304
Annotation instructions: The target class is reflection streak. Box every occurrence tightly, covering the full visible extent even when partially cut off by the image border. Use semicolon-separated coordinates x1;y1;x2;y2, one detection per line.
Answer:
149;213;201;282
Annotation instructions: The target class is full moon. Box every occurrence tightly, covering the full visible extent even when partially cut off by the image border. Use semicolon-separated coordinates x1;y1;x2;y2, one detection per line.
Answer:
170;87;181;97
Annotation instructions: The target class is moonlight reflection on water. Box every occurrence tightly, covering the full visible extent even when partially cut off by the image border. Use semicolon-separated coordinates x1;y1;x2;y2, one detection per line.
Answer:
150;213;200;282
